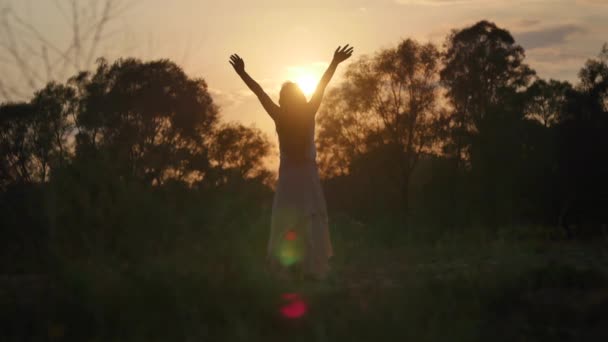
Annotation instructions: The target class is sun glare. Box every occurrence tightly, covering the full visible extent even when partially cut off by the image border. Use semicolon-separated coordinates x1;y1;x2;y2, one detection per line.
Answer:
287;64;325;98
295;74;318;97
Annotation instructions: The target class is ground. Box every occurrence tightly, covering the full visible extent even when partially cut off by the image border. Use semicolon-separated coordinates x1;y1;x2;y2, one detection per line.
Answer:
2;220;608;341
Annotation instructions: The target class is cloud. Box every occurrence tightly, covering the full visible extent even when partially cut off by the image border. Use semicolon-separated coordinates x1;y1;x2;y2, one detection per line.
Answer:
209;87;251;109
518;19;542;27
514;24;587;50
525;47;589;81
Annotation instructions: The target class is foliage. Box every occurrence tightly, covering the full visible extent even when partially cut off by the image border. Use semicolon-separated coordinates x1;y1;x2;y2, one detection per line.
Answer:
70;58;219;185
317;39;446;222
440;20;535;167
207;122;273;186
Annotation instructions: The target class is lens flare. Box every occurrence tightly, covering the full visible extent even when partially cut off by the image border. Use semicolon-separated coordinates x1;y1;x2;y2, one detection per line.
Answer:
280;293;308;319
285;230;297;241
275;229;304;267
278;242;302;266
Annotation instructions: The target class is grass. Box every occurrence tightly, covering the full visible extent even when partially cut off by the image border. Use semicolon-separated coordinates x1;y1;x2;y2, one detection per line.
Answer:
3;214;608;341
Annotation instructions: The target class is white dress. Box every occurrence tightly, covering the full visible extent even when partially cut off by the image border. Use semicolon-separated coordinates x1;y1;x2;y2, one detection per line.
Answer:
267;110;333;278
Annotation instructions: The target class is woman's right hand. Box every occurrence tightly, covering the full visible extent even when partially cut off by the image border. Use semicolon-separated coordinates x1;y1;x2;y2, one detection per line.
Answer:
332;45;354;64
229;54;245;74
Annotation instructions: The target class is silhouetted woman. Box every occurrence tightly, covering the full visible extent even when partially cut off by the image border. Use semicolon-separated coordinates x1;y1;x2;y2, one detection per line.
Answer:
229;45;354;280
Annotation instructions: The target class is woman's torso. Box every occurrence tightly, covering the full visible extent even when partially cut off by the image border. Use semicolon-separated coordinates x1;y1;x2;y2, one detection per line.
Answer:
274;106;317;164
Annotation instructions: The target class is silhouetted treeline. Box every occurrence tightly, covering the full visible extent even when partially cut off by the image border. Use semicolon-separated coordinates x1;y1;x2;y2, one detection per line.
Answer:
1;20;608;273
317;21;608;236
0;58;273;272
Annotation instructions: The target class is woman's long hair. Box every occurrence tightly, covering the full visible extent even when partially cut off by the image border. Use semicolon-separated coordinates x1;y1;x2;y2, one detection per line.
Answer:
277;82;312;161
279;82;307;110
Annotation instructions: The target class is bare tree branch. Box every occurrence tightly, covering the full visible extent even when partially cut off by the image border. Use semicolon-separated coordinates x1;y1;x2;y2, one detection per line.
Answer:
0;0;134;101
71;0;81;70
85;0;113;67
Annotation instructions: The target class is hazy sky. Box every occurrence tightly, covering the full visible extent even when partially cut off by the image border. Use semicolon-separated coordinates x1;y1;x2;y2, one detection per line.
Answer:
1;0;607;139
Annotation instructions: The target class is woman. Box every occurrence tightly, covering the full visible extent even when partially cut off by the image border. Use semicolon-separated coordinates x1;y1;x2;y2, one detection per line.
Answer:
229;45;354;280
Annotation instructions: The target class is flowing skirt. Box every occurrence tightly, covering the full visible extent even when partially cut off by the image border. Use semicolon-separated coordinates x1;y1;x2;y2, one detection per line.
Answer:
267;158;333;278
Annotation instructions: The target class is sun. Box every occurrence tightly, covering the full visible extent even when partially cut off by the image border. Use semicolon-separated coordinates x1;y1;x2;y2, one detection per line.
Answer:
287;64;324;98
295;74;318;97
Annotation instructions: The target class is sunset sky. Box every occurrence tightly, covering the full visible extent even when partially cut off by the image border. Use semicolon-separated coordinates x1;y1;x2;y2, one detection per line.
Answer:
1;0;607;139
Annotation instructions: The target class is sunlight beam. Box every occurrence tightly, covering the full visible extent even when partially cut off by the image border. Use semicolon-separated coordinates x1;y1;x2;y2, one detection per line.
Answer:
295;74;318;97
286;64;326;98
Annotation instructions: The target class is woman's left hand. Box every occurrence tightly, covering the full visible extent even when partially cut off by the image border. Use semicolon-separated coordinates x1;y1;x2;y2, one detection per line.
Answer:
332;45;354;64
229;54;245;73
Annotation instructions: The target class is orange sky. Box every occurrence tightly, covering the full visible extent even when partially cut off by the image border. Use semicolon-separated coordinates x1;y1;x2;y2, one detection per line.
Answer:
1;0;607;145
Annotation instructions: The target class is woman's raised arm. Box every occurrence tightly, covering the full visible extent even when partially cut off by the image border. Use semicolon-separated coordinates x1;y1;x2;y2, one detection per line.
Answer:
309;45;354;114
229;54;279;119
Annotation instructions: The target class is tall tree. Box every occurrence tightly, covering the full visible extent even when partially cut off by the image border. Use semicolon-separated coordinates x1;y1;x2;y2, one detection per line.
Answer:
28;83;77;180
72;58;218;185
440;20;537;225
441;20;535;169
556;44;608;236
317;38;445;224
0;82;75;187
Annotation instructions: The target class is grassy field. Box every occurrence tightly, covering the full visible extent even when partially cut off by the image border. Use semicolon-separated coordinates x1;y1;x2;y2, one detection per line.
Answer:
3;214;608;342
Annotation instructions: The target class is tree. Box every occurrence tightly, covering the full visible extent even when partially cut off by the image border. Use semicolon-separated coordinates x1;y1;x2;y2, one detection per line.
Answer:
556;44;608;237
71;58;219;185
0;102;35;187
0;82;75;187
441;20;535;168
575;43;608;116
28;83;77;180
317;38;445;224
525;79;572;127
517;78;572;225
439;20;538;225
207;122;272;185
